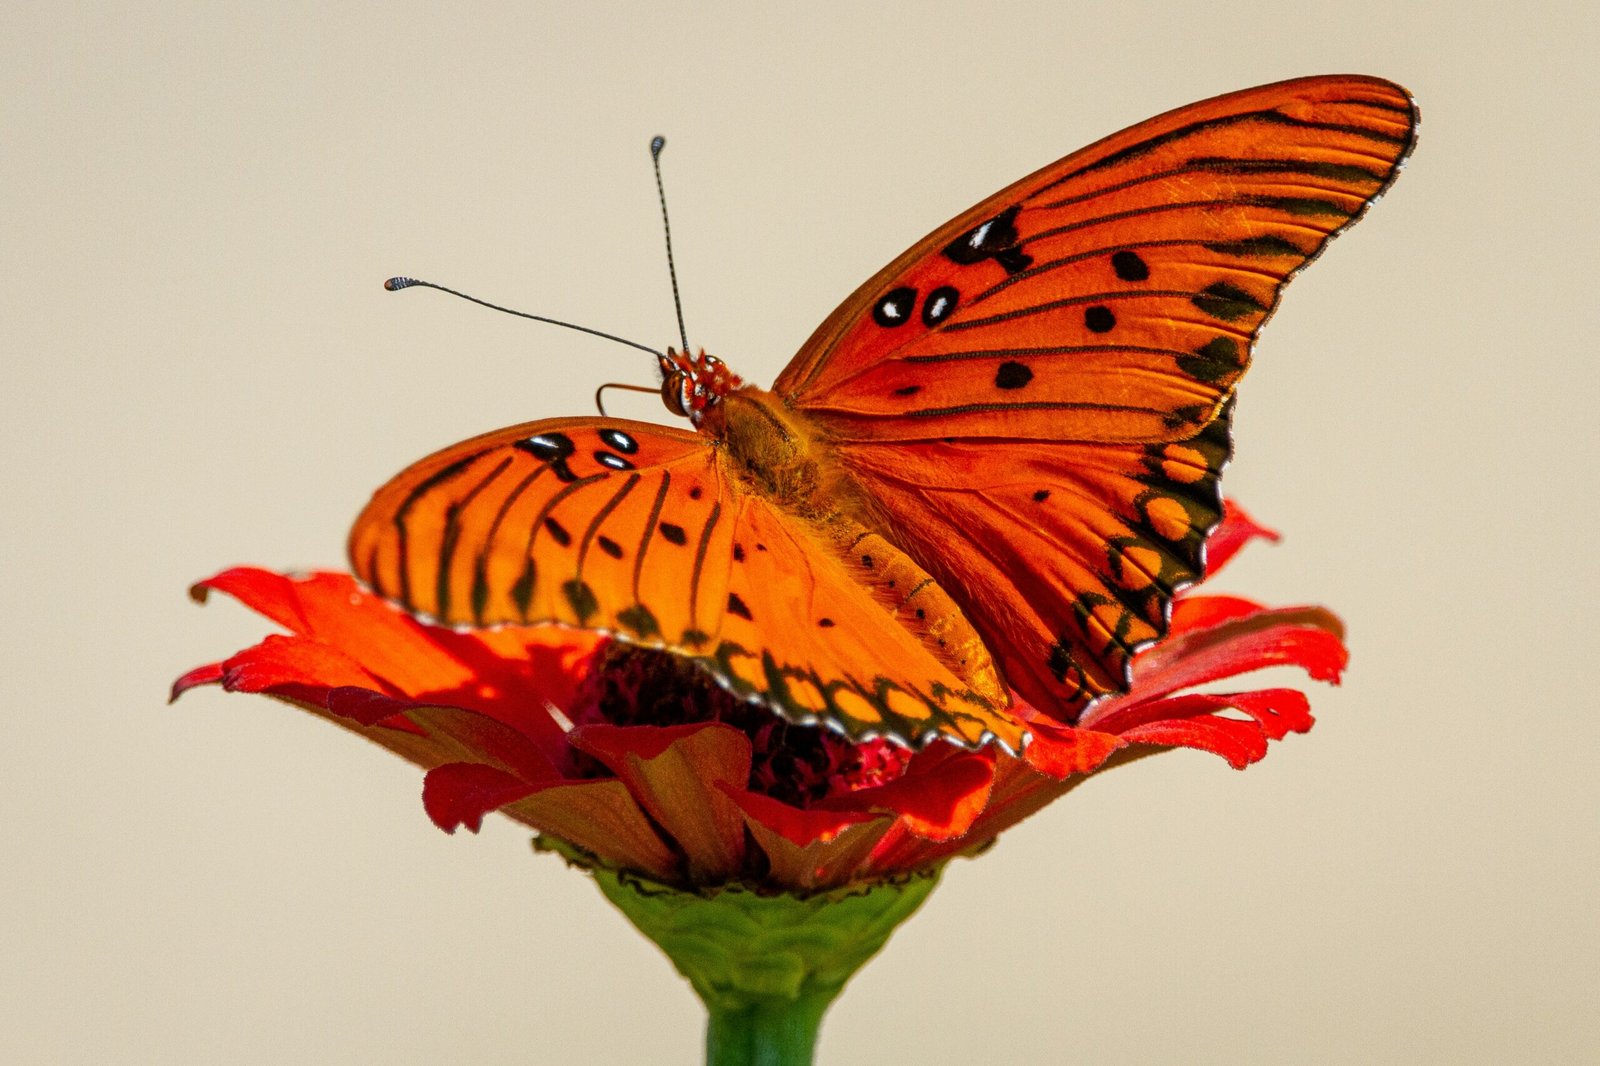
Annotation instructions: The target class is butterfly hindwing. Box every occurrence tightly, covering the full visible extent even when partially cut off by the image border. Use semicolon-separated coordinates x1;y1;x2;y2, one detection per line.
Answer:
836;404;1234;714
349;416;1026;750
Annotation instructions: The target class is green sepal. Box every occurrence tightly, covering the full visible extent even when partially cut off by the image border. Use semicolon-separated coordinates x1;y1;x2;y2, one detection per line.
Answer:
538;837;941;1065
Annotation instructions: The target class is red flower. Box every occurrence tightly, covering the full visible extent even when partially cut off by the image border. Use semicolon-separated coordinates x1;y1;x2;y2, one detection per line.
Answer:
173;502;1344;893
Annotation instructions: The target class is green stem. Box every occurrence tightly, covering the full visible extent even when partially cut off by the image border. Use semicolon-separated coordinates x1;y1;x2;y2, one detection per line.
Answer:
704;986;835;1066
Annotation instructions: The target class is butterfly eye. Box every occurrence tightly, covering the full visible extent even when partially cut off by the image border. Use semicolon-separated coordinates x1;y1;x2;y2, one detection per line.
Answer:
661;371;689;416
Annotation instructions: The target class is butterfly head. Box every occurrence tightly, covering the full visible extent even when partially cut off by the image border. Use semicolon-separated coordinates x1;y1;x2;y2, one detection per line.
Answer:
658;348;744;426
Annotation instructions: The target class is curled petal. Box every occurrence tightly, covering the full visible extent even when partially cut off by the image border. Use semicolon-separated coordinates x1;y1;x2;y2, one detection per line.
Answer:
1021;721;1126;780
190;568;584;759
722;785;891;891
197;634;426;734
170;662;224;702
1205;500;1279;575
1170;594;1268;635
506;779;681;882
1089;606;1347;723
572;723;752;881
1096;690;1315;768
193;569;477;694
424;762;539;833
826;746;995;842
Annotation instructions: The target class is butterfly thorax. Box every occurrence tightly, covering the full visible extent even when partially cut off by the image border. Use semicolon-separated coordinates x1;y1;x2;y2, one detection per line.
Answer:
707;386;842;520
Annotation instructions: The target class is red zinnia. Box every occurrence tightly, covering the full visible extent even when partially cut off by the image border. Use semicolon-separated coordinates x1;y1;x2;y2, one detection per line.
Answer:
174;502;1341;892
174;501;1345;1059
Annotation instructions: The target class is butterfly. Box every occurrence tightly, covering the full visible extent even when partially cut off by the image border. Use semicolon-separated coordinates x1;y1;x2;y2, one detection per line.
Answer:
349;75;1416;754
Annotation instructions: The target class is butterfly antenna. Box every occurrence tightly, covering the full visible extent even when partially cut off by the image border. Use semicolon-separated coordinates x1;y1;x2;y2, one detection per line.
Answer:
383;276;664;357
650;136;691;354
594;381;661;416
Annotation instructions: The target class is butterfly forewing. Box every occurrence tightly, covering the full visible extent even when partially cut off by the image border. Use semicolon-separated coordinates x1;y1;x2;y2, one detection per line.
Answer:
349;416;1026;751
777;75;1415;444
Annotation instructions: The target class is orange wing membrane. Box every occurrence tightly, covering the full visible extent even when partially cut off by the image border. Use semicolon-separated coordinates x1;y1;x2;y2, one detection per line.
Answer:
349;417;1027;751
774;75;1416;719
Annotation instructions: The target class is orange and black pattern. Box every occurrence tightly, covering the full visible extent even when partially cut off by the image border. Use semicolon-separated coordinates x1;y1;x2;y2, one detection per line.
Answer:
349;417;1027;751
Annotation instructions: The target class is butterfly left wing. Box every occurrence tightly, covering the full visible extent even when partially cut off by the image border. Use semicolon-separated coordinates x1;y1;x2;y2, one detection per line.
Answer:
348;416;1026;751
772;75;1416;720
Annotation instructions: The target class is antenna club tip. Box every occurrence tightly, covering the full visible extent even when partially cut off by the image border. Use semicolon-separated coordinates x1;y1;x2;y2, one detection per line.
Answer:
384;276;418;291
650;135;666;157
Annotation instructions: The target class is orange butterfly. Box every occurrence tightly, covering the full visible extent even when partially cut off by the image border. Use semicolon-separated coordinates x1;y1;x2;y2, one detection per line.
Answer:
350;75;1416;754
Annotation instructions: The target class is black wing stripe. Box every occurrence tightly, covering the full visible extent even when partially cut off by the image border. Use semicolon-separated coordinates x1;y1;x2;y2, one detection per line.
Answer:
632;472;672;602
687;500;723;632
470;466;546;625
434;456;513;621
575;473;641;573
1033;156;1386;214
1055;106;1406;186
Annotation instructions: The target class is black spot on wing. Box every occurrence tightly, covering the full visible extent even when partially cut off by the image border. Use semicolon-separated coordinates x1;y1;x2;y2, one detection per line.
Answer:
1084;305;1116;333
1111;250;1149;281
598;428;639;454
944;204;1033;276
659;522;688;546
543;516;572;547
873;287;917;327
517;432;579;482
1177;336;1245;384
1204;234;1307;258
994;361;1033;389
921;286;959;326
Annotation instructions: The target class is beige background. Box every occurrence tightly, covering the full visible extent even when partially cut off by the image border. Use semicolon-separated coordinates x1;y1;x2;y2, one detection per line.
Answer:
6;2;1596;1062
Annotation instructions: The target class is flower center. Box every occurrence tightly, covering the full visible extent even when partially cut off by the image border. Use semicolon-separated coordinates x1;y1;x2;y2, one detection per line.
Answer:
568;643;911;806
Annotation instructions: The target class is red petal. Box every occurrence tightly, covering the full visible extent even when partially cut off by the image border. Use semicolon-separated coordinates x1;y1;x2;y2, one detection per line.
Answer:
1115;716;1266;769
721;785;890;891
1169;594;1267;635
571;723;751;881
503;778;681;882
1021;720;1126;780
189;568;585;758
170;662;224;702
826;745;995;842
401;705;562;782
194;569;485;698
1086;607;1346;726
723;786;882;847
215;634;402;712
423;762;539;833
1092;690;1315;768
1205;500;1280;575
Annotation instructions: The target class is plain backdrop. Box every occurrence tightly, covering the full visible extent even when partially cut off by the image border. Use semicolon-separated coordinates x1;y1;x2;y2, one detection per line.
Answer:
5;2;1596;1063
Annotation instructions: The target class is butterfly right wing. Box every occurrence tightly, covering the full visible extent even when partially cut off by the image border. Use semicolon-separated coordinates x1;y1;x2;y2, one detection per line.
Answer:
348;416;1025;750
